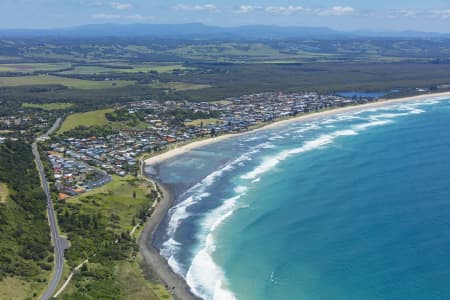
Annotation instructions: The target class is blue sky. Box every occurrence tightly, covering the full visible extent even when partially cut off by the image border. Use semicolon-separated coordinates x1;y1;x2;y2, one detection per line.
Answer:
1;0;450;32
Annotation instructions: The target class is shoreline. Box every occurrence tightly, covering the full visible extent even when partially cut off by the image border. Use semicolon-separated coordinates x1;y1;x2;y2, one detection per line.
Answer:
144;91;450;166
137;180;201;300
139;90;450;300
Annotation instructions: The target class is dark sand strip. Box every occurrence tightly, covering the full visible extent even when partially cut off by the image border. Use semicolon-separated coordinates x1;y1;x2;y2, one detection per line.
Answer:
138;179;201;300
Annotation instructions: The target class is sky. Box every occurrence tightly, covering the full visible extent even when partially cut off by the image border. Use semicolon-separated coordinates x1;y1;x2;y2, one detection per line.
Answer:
1;0;450;32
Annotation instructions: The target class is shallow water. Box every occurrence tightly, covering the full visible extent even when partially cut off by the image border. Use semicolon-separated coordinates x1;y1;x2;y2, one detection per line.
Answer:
148;97;450;300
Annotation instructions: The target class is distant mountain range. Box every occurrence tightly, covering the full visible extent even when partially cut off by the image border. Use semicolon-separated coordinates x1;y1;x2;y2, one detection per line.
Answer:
0;23;449;39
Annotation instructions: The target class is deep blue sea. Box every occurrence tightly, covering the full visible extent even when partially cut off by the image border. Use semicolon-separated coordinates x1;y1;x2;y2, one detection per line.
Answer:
146;97;450;300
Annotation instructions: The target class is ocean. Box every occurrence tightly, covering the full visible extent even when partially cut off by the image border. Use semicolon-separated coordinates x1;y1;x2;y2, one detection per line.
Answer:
146;97;450;300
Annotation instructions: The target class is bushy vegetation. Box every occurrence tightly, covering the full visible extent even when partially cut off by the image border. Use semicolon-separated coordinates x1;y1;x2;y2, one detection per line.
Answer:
53;176;158;299
0;140;52;290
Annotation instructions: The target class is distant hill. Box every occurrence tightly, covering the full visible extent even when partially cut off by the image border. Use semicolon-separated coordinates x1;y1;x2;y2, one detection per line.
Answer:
0;23;449;39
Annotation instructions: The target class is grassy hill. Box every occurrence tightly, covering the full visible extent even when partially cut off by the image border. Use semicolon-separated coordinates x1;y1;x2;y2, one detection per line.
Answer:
54;176;171;299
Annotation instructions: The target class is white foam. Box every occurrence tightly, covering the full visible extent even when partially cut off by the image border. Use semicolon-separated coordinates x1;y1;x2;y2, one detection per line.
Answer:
251;177;261;183
241;129;358;180
353;119;393;131
186;192;246;300
263;143;276;149
243;136;263;142
186;246;236;300
162;142;270;242
210;195;241;232
369;112;411;119
294;123;321;133
160;140;276;298
234;186;248;193
268;135;284;141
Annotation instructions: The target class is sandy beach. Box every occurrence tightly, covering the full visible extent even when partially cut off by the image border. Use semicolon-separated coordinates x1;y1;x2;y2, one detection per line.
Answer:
138;181;201;300
145;91;450;167
139;90;450;300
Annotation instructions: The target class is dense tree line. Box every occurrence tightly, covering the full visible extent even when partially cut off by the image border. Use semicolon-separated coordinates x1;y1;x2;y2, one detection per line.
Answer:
0;140;52;280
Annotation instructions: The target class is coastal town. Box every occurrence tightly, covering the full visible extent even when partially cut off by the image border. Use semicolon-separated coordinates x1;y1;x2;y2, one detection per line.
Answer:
36;91;377;199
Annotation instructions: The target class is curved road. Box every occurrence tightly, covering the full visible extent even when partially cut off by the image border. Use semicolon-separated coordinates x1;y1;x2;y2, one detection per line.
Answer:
33;117;69;300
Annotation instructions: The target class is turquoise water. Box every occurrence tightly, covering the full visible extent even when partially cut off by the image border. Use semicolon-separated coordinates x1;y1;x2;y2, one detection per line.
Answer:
148;97;450;300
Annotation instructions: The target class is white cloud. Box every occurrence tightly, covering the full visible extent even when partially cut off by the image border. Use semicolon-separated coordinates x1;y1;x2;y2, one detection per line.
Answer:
430;9;450;18
264;5;306;15
92;13;152;20
317;6;355;16
235;5;260;13
386;10;418;19
236;4;355;16
93;13;121;19
124;14;153;20
110;2;132;10
175;4;218;12
80;0;104;7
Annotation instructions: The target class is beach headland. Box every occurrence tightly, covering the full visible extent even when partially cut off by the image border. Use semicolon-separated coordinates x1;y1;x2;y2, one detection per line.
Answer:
139;91;450;299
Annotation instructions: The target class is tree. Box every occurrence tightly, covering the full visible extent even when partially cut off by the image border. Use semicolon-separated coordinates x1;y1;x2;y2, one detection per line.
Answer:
80;263;88;272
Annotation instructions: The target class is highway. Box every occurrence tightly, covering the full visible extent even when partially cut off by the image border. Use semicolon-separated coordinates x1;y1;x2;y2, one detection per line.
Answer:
33;117;69;300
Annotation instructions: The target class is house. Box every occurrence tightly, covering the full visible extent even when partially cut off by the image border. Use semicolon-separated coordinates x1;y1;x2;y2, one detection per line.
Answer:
58;193;70;201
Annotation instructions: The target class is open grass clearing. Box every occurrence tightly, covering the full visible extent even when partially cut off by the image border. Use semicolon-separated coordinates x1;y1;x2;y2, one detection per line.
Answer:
57;63;193;75
58;109;113;133
0;277;32;299
58;108;150;133
149;81;211;91
210;100;233;105
0;182;8;203
22;102;74;111
119;257;172;300
0;75;136;89
184;118;221;127
0;62;71;73
0;274;51;300
71;175;153;231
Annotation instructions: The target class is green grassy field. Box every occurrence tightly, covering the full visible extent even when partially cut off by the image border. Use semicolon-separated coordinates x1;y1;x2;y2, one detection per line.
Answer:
118;258;172;300
58;108;150;134
150;81;211;91
56;66;120;75
58;109;113;133
58;175;172;299
170;43;295;62
57;64;192;75
0;277;38;299
184;118;220;127
70;175;150;231
126;64;191;73
0;75;136;89
22;102;74;111
0;182;8;203
0;63;71;73
210;100;233;105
